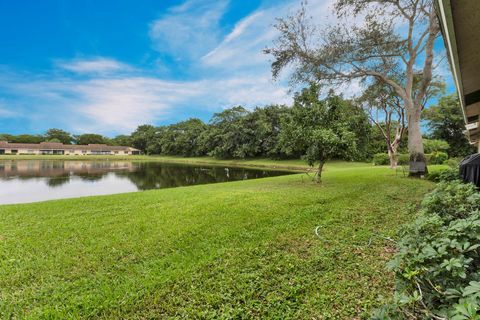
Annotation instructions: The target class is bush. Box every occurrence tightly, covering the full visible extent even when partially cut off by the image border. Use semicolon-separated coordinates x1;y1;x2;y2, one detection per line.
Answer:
423;139;450;154
444;158;460;168
430;151;449;165
427;166;460;183
373;180;480;319
373;153;390;165
372;152;448;166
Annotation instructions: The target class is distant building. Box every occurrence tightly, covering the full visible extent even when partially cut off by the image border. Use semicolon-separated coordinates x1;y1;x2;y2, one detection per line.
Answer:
0;141;140;155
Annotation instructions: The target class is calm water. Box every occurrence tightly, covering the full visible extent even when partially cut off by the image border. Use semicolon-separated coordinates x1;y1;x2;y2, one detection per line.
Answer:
0;160;291;204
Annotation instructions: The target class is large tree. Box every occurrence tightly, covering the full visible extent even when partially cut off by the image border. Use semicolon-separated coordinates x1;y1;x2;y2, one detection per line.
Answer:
279;85;360;182
75;133;109;145
159;118;208;157
130;125;156;154
424;94;476;157
265;0;441;176
44;128;73;144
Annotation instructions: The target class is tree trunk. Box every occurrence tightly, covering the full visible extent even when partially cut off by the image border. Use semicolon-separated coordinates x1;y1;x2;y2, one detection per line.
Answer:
387;148;398;169
407;109;427;177
315;161;325;183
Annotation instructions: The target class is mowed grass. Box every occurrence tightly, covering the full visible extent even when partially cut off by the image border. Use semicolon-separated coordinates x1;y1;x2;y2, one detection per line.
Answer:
0;162;435;319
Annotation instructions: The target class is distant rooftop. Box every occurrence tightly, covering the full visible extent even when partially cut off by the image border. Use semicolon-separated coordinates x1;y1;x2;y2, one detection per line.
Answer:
0;141;139;151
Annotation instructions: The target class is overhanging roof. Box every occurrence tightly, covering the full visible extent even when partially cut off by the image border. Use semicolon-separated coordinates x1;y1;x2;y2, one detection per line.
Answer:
436;0;480;144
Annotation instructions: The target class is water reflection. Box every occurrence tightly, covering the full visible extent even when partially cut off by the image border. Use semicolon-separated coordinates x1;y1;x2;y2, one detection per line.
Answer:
0;160;291;204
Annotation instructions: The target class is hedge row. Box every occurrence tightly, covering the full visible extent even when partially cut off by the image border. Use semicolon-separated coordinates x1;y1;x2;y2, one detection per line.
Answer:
372;152;449;166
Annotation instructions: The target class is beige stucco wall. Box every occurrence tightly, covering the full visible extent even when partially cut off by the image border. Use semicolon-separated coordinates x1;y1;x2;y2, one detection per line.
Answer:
0;148;133;155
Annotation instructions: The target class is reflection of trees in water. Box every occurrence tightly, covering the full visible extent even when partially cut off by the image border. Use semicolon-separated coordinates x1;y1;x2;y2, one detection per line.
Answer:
75;172;108;182
115;163;286;190
0;160;289;189
46;176;70;187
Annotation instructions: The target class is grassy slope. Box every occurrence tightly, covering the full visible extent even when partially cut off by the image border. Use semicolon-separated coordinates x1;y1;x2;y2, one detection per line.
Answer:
0;161;435;319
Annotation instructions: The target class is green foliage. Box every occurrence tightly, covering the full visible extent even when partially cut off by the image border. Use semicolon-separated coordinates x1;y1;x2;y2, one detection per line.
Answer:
427;166;460;183
44;128;74;145
445;158;461;168
424;95;476;157
372;153;447;166
279;86;361;180
74;133;109;145
130;125;157;154
153;118;208;157
110;135;132;147
423;139;450;154
430;151;449;165
373;153;390;166
204;106;258;159
374;180;480;319
0;134;44;144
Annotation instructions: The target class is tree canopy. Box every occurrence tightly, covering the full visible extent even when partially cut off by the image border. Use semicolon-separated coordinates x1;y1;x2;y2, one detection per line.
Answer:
279;85;361;182
424;94;475;157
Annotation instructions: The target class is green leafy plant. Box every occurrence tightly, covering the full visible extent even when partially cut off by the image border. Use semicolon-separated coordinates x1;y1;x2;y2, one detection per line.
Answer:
423;139;450;154
427;166;460;183
373;180;480;319
430;151;449;165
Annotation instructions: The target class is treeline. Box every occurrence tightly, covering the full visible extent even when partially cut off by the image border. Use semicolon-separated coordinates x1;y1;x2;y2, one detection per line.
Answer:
2;92;469;162
127;94;376;161
0;129;130;146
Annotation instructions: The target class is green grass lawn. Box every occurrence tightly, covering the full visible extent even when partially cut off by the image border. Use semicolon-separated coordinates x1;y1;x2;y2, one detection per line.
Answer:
0;160;436;319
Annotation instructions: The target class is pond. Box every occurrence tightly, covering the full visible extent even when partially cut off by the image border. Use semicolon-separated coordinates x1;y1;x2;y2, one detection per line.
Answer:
0;160;292;204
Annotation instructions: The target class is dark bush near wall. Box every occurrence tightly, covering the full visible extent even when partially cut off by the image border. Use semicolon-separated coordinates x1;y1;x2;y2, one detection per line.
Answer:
372;176;480;319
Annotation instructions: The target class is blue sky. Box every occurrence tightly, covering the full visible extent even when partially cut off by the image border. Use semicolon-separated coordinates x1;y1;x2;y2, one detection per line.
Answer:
0;0;453;136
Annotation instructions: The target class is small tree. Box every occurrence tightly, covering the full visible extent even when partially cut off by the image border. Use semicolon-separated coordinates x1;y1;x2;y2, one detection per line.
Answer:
44;128;73;145
358;80;406;168
280;85;359;182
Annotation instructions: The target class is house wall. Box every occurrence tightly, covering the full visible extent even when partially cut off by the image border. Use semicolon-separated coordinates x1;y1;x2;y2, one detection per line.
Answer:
0;148;134;155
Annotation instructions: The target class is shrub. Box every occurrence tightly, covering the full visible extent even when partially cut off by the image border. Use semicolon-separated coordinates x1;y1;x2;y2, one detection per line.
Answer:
426;166;460;183
423;138;450;153
430;151;449;165
373;181;480;319
444;158;460;168
373;153;390;166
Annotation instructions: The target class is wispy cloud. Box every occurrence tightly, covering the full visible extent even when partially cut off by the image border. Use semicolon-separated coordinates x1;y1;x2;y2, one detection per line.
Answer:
149;0;229;61
0;107;17;118
58;57;132;74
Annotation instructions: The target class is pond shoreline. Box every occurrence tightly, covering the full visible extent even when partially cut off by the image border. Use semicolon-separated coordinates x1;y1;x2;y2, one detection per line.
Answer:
0;155;371;172
0;159;292;204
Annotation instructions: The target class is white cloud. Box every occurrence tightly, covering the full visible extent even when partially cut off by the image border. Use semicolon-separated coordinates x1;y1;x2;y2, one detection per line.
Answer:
58;58;131;74
149;0;229;60
0;108;17;118
0;66;291;134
